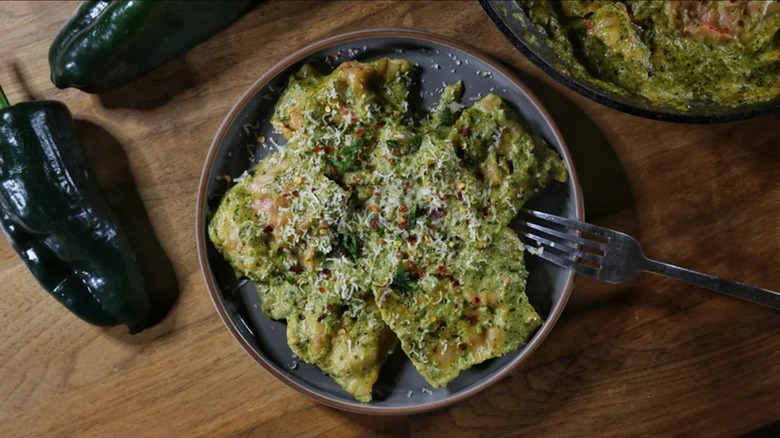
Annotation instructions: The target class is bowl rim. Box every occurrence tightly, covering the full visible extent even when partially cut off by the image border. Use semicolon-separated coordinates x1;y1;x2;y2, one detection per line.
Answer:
195;27;585;415
478;0;780;124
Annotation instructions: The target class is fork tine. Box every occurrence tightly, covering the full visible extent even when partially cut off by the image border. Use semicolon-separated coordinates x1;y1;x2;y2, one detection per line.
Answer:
516;219;607;253
524;210;613;240
520;240;600;278
519;228;603;265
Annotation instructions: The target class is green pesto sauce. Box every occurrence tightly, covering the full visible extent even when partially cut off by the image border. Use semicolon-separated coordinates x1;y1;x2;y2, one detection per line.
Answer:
518;0;780;109
209;58;566;400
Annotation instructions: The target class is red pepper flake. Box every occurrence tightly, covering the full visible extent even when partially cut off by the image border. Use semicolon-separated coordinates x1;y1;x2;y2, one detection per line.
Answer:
374;122;383;129
325;145;334;154
326;304;333;312
370;216;380;230
473;296;480;304
442;193;450;201
356;128;365;138
292;190;299;197
399;205;409;213
436;265;449;278
402;182;411;189
452;279;460;287
585;19;593;30
318;287;325;294
461;127;470;137
317;313;327;322
457;342;467;351
298;314;306;321
314;145;323;153
457;191;463;201
319;212;325;218
469;314;478;324
311;187;317;192
263;225;274;234
398;221;408;230
407;235;418;244
290;264;304;274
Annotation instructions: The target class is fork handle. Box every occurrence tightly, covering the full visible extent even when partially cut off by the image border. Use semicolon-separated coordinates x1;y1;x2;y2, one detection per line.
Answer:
644;259;780;310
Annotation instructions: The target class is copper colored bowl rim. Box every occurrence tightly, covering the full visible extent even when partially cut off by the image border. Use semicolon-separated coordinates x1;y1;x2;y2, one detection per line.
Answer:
195;28;584;415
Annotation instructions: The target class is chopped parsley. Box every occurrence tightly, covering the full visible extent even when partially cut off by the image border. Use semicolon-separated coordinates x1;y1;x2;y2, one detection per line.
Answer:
406;204;420;229
331;137;366;173
340;233;361;259
408;136;422;153
283;273;297;285
391;261;418;293
386;139;402;151
440;107;454;126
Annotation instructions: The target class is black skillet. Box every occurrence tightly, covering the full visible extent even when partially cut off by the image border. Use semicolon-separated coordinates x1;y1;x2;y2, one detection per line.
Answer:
479;0;780;123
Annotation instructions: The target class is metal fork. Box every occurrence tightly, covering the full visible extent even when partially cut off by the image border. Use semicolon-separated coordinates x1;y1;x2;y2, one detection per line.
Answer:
516;209;780;310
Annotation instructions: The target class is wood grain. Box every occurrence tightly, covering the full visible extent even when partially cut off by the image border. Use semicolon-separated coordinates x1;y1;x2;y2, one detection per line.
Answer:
1;1;779;436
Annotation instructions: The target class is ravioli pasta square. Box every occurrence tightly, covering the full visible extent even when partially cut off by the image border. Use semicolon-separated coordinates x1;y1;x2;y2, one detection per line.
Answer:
371;228;542;387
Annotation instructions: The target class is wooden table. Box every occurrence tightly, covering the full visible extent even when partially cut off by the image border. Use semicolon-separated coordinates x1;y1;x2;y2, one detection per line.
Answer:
1;1;779;436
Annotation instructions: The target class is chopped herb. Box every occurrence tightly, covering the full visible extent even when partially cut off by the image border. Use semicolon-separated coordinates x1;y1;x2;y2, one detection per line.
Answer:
283;273;297;285
392;261;419;293
331;137;366;172
440;107;454;126
386;139;402;149
341;233;361;259
408;136;422;153
407;204;420;229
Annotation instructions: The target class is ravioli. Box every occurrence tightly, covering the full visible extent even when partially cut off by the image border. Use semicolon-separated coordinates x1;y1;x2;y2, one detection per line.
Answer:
208;154;396;402
209;58;566;400
285;264;396;402
208;155;350;286
371;228;541;387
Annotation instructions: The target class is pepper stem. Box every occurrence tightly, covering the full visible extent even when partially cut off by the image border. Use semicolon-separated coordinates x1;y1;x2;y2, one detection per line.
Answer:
0;84;9;109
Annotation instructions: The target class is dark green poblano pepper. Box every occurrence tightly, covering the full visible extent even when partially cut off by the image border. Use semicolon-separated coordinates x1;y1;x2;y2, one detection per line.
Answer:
0;86;155;333
49;0;257;93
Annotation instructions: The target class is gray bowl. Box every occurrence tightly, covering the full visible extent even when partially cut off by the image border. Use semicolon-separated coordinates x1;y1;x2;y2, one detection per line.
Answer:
195;29;584;414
